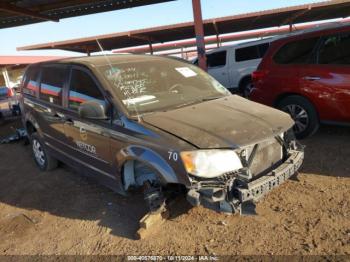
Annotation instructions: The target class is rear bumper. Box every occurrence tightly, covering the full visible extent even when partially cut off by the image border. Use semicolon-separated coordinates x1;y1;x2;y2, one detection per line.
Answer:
186;148;304;214
249;87;274;106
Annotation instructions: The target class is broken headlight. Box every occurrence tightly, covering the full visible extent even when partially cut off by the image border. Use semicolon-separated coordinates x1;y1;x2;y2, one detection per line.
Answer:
180;150;243;178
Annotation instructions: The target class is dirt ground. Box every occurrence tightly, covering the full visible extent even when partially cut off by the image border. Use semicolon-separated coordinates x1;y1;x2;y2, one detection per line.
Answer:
0;119;349;256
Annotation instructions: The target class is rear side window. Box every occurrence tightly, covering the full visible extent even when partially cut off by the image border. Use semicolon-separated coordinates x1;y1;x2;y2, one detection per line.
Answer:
68;69;105;110
40;66;65;105
318;32;350;65
258;43;270;57
273;37;319;64
23;67;39;97
235;43;270;62
207;51;227;68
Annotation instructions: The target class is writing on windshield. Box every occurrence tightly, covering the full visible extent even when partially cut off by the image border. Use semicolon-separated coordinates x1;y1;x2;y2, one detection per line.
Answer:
99;58;229;115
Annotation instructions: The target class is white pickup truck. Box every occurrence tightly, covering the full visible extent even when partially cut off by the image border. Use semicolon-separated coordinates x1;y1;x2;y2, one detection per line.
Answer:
193;38;273;96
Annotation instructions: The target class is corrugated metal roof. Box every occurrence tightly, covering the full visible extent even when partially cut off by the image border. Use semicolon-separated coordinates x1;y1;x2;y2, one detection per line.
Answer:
0;55;67;65
0;0;174;29
17;0;350;53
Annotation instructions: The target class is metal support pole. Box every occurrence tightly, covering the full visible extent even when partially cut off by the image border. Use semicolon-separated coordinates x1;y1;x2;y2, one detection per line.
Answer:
192;0;207;71
149;42;154;55
216;34;220;47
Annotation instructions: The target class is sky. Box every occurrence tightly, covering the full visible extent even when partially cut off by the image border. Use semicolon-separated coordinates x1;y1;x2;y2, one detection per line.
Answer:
1;0;321;56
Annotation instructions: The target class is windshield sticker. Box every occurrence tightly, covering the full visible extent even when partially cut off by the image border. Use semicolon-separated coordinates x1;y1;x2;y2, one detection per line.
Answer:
175;67;197;78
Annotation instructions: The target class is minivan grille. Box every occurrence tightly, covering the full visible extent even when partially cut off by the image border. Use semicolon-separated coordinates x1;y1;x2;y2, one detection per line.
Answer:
249;138;283;177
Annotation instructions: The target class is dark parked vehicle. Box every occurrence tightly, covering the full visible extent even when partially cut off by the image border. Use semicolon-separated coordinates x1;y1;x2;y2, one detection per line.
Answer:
20;55;303;214
250;23;350;138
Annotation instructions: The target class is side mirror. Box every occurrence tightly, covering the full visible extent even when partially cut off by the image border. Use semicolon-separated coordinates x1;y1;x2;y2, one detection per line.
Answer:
78;101;107;120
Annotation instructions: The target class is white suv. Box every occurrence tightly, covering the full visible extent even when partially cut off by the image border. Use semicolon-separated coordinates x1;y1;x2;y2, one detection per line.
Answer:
193;38;273;96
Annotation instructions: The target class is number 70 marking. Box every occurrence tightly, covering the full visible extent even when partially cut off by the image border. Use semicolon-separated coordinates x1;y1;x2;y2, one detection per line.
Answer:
168;151;178;161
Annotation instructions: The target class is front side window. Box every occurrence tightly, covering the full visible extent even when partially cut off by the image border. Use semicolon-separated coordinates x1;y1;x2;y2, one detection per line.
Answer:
40;66;65;105
68;69;105;110
98;57;230;116
318;32;350;65
273;37;319;64
207;51;227;68
23;66;39;97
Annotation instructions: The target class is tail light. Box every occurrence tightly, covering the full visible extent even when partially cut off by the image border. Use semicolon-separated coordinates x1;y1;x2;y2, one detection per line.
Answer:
7;88;14;97
252;70;269;82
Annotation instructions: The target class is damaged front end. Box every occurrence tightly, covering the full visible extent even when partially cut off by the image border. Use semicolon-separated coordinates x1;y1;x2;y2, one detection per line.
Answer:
186;131;304;215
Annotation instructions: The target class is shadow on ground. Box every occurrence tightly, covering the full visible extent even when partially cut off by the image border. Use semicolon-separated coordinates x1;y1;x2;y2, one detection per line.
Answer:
300;125;350;178
0;120;348;240
0;119;192;240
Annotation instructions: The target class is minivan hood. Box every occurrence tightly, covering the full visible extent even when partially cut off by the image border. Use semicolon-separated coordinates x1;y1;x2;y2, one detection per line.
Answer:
142;95;294;149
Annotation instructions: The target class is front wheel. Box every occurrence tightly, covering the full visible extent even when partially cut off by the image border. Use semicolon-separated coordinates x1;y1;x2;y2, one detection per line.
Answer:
31;133;58;171
277;95;319;139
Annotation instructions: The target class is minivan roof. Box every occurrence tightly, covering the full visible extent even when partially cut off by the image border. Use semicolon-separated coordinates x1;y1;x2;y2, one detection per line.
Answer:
30;54;169;67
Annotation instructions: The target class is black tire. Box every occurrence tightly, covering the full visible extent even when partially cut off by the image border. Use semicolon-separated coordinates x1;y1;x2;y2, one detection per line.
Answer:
239;77;254;98
277;95;319;139
31;133;58;171
0;112;4;126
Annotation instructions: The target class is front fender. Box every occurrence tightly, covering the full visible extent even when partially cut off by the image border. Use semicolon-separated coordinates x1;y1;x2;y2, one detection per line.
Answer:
116;145;190;186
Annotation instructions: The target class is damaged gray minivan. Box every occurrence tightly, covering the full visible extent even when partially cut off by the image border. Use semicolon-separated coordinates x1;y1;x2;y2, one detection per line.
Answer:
20;55;304;215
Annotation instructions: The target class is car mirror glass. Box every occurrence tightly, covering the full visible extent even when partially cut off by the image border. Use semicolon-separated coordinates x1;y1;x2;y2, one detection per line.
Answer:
78;101;108;120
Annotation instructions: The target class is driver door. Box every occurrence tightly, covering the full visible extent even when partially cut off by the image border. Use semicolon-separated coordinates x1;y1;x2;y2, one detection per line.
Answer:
63;66;114;177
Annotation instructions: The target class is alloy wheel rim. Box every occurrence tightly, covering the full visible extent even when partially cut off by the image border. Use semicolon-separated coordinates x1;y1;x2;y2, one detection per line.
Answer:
283;104;309;134
33;139;45;166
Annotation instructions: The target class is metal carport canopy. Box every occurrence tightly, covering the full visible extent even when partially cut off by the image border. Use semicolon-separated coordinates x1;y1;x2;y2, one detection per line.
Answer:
0;0;174;29
17;0;350;53
0;56;67;66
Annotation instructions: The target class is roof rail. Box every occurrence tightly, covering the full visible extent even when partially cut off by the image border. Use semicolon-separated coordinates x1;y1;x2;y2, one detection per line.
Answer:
285;21;350;37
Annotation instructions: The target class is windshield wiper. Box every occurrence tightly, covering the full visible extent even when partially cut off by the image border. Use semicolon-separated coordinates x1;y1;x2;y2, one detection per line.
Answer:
173;99;203;109
200;96;223;102
173;96;224;110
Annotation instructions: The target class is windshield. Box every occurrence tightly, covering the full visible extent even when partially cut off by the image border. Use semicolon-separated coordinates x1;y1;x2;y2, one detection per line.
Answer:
98;57;230;116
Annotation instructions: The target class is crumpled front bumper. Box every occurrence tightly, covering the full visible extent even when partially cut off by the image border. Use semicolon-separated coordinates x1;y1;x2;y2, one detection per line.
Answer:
186;148;304;214
236;149;303;203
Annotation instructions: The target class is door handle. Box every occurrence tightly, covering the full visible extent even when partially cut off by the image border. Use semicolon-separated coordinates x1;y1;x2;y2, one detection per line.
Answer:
53;112;65;119
303;76;321;81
